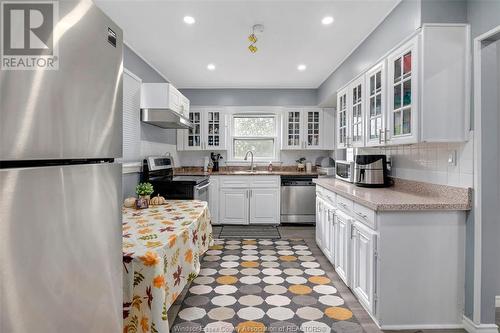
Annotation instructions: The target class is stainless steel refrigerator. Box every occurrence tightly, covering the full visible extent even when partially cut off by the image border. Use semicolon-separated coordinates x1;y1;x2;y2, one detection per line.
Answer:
0;1;123;332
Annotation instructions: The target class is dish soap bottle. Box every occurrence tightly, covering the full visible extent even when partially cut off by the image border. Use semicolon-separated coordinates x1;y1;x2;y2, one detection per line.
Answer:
268;162;273;172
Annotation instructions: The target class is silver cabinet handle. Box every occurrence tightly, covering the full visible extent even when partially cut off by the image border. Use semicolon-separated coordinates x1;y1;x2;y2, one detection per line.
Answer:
355;211;368;219
250;189;252;198
338;202;348;209
379;129;383;144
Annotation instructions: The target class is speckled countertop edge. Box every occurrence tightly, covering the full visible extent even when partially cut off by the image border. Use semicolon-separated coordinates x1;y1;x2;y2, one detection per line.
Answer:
174;166;319;176
313;178;472;212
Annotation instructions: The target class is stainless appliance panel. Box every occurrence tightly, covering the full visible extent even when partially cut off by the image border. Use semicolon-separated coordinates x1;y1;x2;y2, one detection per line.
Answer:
280;185;316;224
0;1;123;160
0;163;122;333
194;181;210;202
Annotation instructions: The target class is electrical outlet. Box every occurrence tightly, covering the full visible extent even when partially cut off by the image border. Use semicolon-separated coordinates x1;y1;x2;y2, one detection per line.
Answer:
448;150;457;166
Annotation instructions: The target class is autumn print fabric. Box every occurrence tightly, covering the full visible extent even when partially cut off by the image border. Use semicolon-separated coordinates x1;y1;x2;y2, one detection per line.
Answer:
122;200;213;333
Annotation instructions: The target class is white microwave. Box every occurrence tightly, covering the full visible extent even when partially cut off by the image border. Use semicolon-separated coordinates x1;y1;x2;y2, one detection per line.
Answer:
335;160;355;183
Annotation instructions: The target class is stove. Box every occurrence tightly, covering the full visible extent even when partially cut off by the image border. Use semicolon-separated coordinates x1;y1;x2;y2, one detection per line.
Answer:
142;156;210;201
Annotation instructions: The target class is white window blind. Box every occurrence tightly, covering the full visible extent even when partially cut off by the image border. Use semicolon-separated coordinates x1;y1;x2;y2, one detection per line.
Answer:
122;71;141;162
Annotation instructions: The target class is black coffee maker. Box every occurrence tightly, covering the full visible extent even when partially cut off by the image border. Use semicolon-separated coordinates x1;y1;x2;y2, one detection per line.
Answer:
210;153;223;172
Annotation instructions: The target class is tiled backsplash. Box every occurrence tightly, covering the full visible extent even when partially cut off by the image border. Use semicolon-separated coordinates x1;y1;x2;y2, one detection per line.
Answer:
358;134;474;188
176;150;333;167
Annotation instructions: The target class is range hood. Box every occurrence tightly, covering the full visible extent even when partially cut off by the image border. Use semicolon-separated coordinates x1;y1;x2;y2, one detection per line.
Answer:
140;83;193;129
141;108;192;129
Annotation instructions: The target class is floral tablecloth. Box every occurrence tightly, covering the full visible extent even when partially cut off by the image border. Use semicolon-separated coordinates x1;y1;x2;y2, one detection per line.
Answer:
122;200;213;333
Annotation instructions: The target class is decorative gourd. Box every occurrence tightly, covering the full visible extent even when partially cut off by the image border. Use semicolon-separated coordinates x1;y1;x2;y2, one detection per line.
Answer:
124;197;136;208
149;194;166;206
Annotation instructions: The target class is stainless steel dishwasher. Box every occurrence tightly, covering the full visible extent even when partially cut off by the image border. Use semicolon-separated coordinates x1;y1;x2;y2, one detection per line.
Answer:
280;175;318;224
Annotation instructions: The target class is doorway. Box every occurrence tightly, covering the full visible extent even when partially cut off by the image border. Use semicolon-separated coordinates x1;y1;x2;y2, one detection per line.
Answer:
473;25;500;327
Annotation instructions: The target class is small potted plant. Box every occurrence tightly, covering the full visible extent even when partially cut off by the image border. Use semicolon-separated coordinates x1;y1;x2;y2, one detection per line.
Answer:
296;157;306;172
135;182;154;209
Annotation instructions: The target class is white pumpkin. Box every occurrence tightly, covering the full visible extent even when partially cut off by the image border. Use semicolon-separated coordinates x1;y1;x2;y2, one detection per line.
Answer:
124;197;136;208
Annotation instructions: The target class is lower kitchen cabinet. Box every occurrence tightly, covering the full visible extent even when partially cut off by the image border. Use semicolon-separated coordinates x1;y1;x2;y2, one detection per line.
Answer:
249;188;280;224
208;176;219;224
350;220;377;315
315;196;335;263
315;185;467;329
333;209;351;286
219;188;248;225
215;176;280;225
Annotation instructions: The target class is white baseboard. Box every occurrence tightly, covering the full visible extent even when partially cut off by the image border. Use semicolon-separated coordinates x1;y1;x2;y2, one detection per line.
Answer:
463;315;499;333
381;324;464;330
496;295;500;307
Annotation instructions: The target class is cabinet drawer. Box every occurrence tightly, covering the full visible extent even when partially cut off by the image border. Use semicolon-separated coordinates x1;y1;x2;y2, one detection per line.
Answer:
336;194;353;214
315;186;335;205
249;176;280;188
219;176;249;188
352;202;376;229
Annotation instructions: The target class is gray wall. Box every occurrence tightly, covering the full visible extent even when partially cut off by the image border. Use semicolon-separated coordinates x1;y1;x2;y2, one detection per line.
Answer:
465;0;500;323
421;0;467;24
180;88;318;106
317;0;421;106
124;45;168;83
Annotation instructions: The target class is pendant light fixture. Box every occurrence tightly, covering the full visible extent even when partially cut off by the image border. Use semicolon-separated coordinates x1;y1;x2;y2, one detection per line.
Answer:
248;24;264;53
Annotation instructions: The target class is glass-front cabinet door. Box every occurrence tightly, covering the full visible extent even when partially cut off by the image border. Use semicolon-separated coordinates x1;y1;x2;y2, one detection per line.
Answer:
336;88;348;149
387;36;418;144
305;109;321;148
365;61;386;146
186;110;202;150
205;109;225;150
283;110;302;149
350;77;364;147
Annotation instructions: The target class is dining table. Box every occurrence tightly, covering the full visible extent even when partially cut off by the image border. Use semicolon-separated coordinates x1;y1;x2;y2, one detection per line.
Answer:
122;200;213;333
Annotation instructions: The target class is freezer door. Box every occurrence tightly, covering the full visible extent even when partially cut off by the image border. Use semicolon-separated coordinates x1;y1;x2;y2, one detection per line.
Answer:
0;0;123;160
0;163;122;333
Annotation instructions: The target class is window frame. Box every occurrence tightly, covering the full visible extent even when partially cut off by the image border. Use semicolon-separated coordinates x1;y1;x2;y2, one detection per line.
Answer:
228;113;280;162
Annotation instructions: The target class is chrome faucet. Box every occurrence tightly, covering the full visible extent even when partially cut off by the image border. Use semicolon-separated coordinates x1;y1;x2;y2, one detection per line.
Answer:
244;151;255;172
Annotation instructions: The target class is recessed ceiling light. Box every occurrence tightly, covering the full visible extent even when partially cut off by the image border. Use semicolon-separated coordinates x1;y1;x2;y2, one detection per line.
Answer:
297;64;307;71
207;63;216;71
183;16;195;25
322;16;334;25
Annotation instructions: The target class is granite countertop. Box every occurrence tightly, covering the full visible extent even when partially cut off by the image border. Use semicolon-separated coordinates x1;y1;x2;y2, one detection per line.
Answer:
313;178;472;211
174;166;319;176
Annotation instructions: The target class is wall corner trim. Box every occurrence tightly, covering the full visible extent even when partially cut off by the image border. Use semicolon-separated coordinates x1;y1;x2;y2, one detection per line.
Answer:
462;315;500;333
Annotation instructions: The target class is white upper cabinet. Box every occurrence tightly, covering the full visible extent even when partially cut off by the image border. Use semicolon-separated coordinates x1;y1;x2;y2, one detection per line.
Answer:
335;77;365;148
283;109;303;150
349;77;365;147
177;108;227;151
282;108;333;150
365;61;386;147
387;35;419;145
141;83;189;118
336;88;348;149
335;24;470;148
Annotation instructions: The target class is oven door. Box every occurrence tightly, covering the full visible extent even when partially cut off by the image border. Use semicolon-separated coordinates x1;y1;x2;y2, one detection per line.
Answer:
194;181;210;202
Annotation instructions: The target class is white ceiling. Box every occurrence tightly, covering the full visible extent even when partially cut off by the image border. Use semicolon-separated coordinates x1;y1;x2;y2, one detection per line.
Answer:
96;0;399;89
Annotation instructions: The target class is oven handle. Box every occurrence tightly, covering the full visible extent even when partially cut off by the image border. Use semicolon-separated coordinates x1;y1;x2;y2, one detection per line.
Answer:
195;182;211;191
